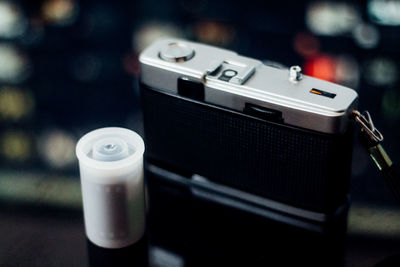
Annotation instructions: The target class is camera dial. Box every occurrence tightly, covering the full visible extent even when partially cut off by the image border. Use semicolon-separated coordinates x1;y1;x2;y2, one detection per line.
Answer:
159;42;195;62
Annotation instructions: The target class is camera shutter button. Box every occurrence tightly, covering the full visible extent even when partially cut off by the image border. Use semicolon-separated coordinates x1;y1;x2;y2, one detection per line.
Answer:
159;43;195;62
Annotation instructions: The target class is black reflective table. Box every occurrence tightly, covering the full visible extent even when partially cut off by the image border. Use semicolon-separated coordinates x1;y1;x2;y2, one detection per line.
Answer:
2;198;400;267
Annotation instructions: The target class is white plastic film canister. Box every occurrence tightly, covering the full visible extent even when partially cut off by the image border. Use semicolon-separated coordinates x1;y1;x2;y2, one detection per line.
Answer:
76;127;145;249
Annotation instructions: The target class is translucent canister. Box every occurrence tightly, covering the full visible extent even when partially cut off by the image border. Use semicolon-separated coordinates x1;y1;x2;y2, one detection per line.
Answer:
76;127;145;249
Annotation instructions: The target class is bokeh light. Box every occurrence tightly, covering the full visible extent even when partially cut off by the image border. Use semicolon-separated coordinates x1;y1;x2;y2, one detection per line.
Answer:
0;87;34;121
352;23;380;49
38;129;77;169
368;0;400;26
306;2;360;36
0;1;27;39
0;44;31;83
41;0;79;26
335;55;360;89
364;57;398;87
304;54;360;88
0;130;32;162
304;55;336;82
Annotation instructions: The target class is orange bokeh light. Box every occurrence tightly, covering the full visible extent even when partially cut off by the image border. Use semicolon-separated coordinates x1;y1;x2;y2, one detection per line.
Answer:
304;55;336;82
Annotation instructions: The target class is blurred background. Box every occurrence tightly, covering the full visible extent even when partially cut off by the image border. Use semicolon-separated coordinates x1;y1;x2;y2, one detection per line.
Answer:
0;0;400;266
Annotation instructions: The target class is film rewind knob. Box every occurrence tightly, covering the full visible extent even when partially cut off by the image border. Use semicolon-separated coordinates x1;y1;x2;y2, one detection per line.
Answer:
159;42;195;62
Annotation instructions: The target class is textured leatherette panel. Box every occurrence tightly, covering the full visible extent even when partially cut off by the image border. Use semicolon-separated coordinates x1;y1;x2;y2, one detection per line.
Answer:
141;85;353;213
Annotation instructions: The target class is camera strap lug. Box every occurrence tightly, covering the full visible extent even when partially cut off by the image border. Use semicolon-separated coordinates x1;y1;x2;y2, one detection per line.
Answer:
352;110;400;200
352;110;383;144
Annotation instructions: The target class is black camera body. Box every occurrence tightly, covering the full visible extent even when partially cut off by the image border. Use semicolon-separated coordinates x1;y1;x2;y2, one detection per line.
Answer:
140;39;358;266
140;39;357;218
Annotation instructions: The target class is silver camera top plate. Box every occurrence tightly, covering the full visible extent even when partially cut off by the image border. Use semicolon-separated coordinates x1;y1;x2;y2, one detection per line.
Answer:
139;38;358;134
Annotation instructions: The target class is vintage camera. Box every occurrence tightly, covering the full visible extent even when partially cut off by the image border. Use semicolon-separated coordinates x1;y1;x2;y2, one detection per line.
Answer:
140;39;358;266
139;39;357;265
140;38;357;214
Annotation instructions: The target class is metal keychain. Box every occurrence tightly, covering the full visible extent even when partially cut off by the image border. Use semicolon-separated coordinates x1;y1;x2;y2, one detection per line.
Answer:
352;110;400;200
352;110;391;170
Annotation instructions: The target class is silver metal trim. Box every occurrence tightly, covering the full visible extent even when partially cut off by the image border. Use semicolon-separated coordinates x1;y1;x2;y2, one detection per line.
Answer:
231;65;256;85
205;60;223;76
139;38;358;134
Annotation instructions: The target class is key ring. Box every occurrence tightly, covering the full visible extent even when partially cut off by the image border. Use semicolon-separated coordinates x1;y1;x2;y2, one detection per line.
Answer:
352;110;392;171
352;110;384;144
351;110;400;201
